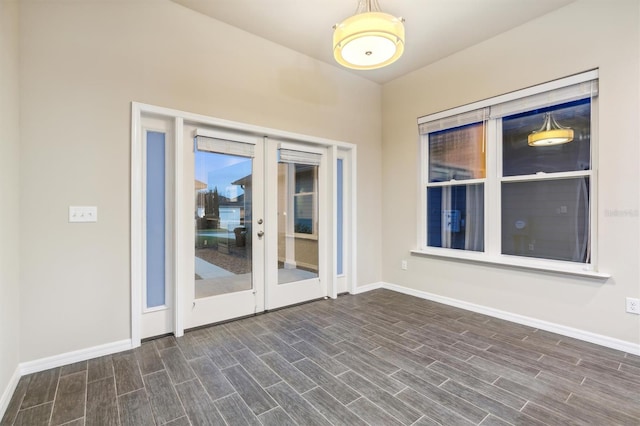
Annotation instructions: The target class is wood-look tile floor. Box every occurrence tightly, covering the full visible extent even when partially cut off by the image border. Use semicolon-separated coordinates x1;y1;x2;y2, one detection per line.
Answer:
3;289;640;425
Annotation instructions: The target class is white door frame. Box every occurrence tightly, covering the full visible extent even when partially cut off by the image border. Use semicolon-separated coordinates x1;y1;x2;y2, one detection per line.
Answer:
264;140;330;310
131;102;356;347
138;117;177;339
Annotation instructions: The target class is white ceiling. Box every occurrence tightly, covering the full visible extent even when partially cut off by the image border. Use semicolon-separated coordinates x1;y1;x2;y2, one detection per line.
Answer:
171;0;576;84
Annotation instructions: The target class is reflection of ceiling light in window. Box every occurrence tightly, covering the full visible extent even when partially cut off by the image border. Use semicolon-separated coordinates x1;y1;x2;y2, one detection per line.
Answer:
333;0;405;70
528;112;574;146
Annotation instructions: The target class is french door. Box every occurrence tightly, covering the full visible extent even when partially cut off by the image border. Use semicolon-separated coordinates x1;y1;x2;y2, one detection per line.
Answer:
134;104;354;342
183;127;329;329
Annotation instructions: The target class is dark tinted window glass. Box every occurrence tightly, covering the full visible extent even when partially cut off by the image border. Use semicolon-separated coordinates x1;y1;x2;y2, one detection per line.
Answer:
502;100;591;177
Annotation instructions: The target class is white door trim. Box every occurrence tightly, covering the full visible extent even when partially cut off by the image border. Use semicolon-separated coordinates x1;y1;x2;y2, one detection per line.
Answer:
131;102;356;347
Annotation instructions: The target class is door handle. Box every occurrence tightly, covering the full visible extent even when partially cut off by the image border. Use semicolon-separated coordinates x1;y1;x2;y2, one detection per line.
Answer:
257;230;264;238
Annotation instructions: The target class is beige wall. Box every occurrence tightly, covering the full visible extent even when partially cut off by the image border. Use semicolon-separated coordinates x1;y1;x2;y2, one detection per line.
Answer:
381;0;640;345
18;0;382;362
0;0;21;403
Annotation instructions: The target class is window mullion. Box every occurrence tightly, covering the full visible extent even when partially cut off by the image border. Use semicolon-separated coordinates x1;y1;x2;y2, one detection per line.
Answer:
419;135;428;250
485;118;500;256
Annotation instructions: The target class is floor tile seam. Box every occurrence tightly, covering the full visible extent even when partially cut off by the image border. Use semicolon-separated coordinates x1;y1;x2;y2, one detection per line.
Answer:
572;378;640;408
398;373;490;422
261;356;333;396
59;365;88;378
514;389;585;423
557;341;630;361
222;362;284;406
292;329;344;355
49;370;89;426
263;381;336;426
189;363;236;407
426;361;516;401
115;385;147;398
86;369;115;385
347;391;420;425
408;414;427;426
523;400;610;425
256;404;284;422
141;366;170;381
173;377;227;425
80;369;88;426
477;412;492;425
294;357;355;388
467;350;542;380
256;336;302;362
334;351;400;383
113;376;123;426
228;353;285;390
11;399;54;416
391;385;410;398
396;388;474;425
55;416;85;426
146;370;190;425
623;352;640;361
6;379;30;418
206;351;241;369
571;364;640;389
334;368;422;423
564;391;640;422
46;370;63;426
436;378;451;389
441;377;533;421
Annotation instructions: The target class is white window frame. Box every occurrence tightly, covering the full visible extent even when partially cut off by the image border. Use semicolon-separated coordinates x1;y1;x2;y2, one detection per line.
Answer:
413;70;609;278
278;143;323;240
291;165;318;238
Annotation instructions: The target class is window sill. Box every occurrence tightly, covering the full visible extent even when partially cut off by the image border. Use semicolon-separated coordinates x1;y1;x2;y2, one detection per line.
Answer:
410;249;611;279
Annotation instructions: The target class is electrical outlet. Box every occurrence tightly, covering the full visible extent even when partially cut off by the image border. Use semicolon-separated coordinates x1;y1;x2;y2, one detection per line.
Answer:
401;260;408;270
626;297;640;315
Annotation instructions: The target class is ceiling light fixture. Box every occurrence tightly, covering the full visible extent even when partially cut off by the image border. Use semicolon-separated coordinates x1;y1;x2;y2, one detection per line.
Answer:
333;0;405;70
528;112;574;146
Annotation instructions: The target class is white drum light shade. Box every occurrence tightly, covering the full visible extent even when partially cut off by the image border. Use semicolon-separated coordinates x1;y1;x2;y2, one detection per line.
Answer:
333;11;405;70
528;112;574;146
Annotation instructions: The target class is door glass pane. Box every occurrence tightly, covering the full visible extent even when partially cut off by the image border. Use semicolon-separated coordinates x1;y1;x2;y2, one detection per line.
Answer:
194;150;252;298
337;158;344;276
429;122;486;182
146;131;166;308
502;99;591;177
502;178;590;262
278;163;319;284
427;184;484;251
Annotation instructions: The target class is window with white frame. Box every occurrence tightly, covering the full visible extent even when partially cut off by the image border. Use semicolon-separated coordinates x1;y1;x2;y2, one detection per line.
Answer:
292;164;317;235
418;70;598;271
278;148;320;237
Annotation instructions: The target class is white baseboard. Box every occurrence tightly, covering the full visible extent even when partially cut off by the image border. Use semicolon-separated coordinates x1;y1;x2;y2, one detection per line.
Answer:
351;281;383;294
19;339;133;376
372;282;640;356
0;366;20;422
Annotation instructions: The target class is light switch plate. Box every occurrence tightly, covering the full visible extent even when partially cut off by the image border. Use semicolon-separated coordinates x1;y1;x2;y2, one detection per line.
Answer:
69;206;98;223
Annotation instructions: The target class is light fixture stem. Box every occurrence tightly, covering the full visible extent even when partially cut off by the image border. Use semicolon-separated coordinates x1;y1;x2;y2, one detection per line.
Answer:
544;112;552;131
356;0;381;14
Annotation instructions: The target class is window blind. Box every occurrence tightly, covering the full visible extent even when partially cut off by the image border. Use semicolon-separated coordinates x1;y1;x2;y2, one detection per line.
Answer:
417;70;599;135
279;148;322;166
195;135;255;158
489;80;598;119
418;108;489;135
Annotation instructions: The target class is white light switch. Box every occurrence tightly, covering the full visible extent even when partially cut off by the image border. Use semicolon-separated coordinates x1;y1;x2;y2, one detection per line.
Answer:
69;206;98;223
